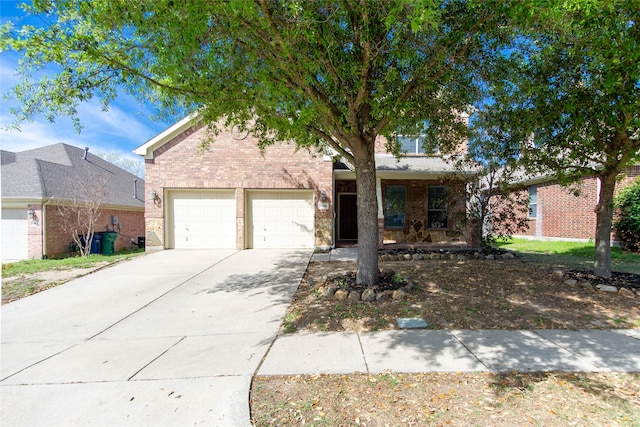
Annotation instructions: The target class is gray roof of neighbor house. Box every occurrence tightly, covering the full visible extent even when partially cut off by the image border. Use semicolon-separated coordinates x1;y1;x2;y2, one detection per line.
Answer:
1;143;144;208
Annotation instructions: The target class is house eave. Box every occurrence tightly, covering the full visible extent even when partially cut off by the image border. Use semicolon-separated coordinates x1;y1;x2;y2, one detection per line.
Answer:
0;197;46;208
134;112;201;160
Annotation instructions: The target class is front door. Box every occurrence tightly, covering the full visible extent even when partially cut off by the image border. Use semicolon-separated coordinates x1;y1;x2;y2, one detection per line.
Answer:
338;193;358;241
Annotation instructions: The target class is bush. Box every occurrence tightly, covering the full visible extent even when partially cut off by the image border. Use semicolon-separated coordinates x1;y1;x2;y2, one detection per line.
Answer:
614;178;640;252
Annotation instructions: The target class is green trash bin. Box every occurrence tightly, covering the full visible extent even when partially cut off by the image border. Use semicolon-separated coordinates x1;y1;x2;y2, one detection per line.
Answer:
101;232;118;255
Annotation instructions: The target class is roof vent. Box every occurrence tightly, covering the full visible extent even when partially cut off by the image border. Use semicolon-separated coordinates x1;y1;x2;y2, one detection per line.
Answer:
83;147;89;160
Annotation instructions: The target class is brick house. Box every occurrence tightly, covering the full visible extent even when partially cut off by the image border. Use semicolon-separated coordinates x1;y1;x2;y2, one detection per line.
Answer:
135;115;476;251
1;144;145;261
514;165;640;241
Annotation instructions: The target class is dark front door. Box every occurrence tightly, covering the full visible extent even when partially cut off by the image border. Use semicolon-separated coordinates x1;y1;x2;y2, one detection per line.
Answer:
338;193;358;241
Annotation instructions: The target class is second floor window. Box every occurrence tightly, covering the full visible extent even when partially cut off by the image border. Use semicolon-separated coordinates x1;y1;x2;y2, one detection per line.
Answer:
397;122;439;155
398;135;440;155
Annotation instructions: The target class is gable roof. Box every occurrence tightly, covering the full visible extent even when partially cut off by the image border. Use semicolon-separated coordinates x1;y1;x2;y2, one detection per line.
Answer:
1;143;144;208
134;112;200;159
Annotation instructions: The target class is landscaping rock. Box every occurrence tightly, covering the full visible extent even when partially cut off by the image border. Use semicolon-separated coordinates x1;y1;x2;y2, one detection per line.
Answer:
348;291;362;301
362;288;377;302
580;281;594;290
412;253;424;260
392;289;407;300
430;253;441;260
403;254;413;260
595;284;618;292
376;291;392;302
485;254;495;260
619;288;636;299
403;280;415;292
564;279;578;286
334;289;349;300
324;286;338;298
502;252;515;260
380;268;395;280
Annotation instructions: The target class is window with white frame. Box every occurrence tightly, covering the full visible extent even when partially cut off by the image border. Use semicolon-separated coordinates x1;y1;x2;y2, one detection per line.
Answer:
528;185;537;218
397;122;439;155
427;186;448;229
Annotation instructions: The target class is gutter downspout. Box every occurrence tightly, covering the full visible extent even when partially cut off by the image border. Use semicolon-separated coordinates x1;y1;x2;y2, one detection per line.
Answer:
41;199;51;259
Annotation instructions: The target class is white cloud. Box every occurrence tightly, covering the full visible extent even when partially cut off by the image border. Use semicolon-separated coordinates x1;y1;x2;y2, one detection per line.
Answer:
0;39;178;164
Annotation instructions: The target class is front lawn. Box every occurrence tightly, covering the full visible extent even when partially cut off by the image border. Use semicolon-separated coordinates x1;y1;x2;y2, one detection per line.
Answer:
496;238;640;273
2;249;145;304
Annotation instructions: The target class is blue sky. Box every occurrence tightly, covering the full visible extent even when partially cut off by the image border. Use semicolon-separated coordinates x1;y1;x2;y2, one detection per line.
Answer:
0;1;177;167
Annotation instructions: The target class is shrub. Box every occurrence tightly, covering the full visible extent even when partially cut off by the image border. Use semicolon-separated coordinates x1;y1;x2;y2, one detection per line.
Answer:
614;178;640;252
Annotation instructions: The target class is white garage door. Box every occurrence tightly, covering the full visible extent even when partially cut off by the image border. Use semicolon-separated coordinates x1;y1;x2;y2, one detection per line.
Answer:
249;190;314;249
2;208;28;261
168;190;236;249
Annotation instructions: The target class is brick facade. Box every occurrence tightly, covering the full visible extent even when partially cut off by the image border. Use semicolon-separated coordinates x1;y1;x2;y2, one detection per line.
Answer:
517;166;640;241
144;123;334;249
380;179;467;244
26;204;144;259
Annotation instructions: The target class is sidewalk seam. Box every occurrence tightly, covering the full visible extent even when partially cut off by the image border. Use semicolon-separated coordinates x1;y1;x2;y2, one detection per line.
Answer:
448;330;491;372
356;332;370;374
85;251;240;341
127;336;186;381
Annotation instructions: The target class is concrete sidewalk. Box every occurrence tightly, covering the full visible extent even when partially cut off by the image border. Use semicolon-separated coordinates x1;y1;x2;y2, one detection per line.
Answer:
259;328;640;376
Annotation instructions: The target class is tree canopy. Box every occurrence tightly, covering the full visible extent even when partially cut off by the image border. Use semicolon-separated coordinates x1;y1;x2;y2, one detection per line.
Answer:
4;0;635;280
472;0;640;277
2;0;506;285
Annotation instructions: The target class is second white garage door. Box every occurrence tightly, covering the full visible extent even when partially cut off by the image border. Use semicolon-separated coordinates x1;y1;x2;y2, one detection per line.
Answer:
168;190;236;249
248;190;314;249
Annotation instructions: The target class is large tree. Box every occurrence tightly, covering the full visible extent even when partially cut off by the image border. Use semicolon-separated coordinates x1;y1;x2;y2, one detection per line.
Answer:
480;0;640;277
2;0;505;285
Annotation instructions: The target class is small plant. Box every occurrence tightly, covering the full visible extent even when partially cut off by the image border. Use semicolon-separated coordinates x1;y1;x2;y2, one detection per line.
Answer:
335;278;349;290
392;272;403;285
282;310;300;333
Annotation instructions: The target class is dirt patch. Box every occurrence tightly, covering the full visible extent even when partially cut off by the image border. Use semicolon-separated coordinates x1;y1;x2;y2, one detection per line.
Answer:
2;262;111;304
251;372;640;426
283;257;639;333
252;256;640;425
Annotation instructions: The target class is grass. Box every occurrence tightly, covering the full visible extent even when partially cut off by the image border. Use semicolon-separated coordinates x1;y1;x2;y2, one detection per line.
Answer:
495;238;640;273
2;248;144;278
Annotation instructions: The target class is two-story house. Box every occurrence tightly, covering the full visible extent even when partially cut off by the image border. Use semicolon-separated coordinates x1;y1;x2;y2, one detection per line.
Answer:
134;115;476;251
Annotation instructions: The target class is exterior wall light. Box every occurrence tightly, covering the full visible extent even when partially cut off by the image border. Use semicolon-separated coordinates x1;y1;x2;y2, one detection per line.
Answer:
150;189;161;206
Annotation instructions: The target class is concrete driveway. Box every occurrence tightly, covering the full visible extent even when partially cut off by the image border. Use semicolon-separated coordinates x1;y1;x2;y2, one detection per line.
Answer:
1;249;311;426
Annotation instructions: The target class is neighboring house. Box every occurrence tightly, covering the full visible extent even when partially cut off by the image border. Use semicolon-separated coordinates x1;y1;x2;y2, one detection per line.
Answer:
1;143;145;261
135;115;476;251
513;166;640;241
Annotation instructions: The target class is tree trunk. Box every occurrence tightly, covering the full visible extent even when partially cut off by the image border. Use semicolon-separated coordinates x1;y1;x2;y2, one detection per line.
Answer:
353;145;380;286
593;173;617;278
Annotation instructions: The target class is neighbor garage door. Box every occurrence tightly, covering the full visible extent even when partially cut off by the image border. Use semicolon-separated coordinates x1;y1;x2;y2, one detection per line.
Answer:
2;208;28;261
168;190;236;249
248;190;314;249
